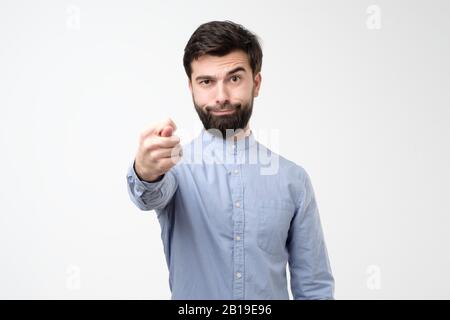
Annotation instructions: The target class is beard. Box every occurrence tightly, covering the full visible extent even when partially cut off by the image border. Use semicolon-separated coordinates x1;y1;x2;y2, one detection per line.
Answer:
193;97;254;139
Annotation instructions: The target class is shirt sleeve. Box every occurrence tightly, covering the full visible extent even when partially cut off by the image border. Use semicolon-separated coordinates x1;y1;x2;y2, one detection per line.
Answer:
287;170;335;299
126;160;178;211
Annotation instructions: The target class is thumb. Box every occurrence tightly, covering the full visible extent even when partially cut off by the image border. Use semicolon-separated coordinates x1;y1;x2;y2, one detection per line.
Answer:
160;126;173;137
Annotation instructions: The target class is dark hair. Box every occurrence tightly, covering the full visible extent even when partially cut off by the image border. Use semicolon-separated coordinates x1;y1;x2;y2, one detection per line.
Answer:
183;20;263;80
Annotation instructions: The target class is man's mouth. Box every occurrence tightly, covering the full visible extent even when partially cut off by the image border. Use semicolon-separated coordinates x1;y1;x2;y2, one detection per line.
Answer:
210;109;236;116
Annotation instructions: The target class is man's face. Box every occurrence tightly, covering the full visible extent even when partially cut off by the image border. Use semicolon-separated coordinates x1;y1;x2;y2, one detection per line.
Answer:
189;50;262;139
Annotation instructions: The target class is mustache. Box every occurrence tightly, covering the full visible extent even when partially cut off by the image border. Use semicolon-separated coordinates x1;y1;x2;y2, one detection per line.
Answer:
205;103;241;113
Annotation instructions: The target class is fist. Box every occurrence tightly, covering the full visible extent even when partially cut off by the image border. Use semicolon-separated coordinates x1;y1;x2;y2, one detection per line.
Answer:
134;118;182;182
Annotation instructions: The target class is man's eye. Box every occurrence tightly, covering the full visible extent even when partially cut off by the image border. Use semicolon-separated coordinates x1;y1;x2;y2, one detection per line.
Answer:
200;80;211;85
231;75;241;82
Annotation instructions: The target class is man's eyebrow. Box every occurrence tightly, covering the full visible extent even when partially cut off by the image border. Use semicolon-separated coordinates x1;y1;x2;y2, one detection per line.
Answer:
194;66;247;82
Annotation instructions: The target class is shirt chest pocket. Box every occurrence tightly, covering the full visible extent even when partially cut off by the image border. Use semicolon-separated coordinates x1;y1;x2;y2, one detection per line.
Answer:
256;200;295;256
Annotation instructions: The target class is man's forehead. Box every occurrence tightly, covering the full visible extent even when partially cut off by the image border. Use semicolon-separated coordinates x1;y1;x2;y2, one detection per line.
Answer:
191;51;250;75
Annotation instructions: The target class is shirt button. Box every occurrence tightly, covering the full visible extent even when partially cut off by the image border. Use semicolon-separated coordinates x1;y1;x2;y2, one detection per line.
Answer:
235;201;241;208
236;272;242;279
236;235;241;241
233;169;239;175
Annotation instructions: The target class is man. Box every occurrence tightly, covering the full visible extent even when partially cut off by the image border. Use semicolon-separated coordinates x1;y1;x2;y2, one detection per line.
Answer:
126;20;334;299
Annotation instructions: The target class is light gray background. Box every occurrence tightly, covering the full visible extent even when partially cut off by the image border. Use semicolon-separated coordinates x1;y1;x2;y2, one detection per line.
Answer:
1;0;449;299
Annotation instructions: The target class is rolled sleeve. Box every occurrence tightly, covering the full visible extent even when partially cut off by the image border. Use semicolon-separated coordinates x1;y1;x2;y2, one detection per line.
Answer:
126;161;178;211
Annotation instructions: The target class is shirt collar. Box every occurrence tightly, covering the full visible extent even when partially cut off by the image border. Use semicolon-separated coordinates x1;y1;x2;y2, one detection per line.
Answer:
200;128;257;154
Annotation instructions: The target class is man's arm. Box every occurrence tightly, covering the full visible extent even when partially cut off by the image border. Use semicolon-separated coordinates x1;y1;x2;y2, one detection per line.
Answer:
287;170;335;299
126;160;178;211
126;118;181;211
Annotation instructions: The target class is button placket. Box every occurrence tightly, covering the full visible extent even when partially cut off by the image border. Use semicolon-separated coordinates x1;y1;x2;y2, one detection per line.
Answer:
229;150;244;299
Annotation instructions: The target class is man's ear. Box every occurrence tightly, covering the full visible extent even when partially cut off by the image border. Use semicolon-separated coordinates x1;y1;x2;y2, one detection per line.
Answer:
253;72;262;97
188;78;193;94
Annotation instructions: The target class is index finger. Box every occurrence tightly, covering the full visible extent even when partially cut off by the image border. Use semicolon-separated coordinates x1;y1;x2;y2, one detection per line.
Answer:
140;118;177;140
155;118;177;136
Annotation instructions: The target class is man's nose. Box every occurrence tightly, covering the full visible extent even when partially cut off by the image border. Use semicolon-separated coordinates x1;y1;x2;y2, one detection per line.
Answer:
215;82;230;106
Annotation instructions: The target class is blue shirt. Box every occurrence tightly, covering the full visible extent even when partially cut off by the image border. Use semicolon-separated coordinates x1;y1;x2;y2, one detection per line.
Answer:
126;129;334;299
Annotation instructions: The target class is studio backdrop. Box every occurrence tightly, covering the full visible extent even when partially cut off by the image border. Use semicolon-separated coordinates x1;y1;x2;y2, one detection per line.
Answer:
1;0;449;299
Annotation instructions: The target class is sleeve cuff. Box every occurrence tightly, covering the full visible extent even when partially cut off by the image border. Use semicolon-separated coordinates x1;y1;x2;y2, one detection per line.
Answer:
128;161;169;196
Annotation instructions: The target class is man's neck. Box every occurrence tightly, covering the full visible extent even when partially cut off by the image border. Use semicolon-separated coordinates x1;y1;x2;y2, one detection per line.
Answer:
226;125;251;141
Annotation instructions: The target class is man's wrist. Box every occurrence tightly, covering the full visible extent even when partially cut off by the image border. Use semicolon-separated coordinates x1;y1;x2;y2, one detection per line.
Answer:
133;161;163;183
